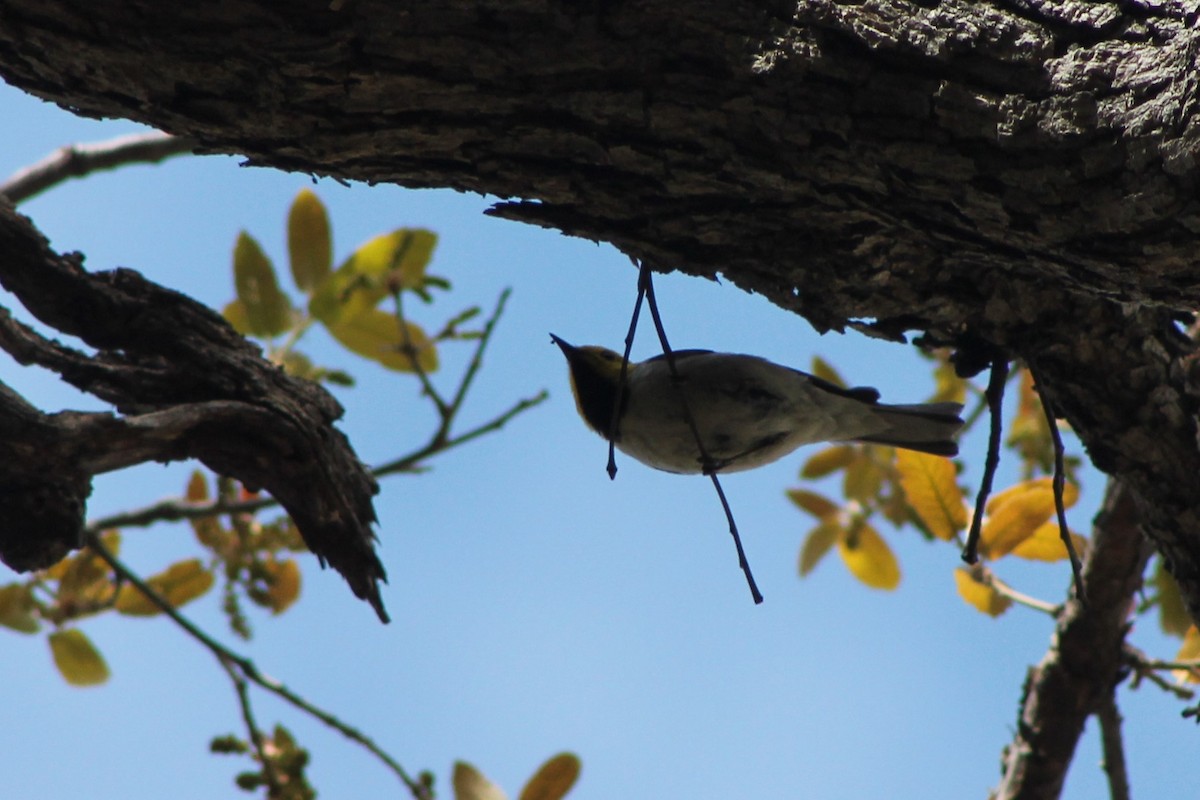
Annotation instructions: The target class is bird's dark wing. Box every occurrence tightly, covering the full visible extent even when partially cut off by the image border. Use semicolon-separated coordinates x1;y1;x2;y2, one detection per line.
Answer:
790;368;881;404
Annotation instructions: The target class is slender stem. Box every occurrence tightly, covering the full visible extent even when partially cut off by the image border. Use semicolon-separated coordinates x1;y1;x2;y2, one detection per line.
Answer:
1030;363;1087;602
221;657;283;794
963;358;1008;564
86;532;431;800
638;262;763;604
608;258;647;480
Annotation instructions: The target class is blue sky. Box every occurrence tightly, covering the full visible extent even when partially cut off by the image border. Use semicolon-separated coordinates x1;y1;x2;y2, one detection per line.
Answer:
2;82;1195;799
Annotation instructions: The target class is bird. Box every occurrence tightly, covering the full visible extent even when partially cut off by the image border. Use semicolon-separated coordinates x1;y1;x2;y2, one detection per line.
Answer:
550;334;963;475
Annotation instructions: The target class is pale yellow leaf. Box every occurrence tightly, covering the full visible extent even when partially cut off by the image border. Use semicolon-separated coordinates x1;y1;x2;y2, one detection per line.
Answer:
785;489;840;520
800;445;855;479
809;356;846;388
837;523;900;590
799;521;842;577
114;558;214;616
895;449;966;540
519;752;581;800
287;189;332;292
1173;626;1200;684
842;455;882;503
453;761;507;800
953;567;1012;617
980;478;1078;560
49;628;110;686
1155;561;1192;638
1008;521;1088;563
233;232;292;336
327;310;439;373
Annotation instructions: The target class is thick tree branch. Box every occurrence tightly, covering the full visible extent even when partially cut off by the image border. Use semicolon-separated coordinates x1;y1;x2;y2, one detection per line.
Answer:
992;479;1151;800
0;201;387;621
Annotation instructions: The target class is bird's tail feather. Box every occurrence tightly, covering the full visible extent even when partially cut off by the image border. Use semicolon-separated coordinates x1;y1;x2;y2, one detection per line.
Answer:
854;402;964;457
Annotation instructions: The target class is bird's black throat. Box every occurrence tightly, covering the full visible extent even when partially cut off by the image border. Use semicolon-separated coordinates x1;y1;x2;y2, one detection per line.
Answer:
568;362;627;441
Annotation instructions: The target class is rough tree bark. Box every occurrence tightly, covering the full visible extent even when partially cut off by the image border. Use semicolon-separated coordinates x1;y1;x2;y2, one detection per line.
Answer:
1;1;1197;797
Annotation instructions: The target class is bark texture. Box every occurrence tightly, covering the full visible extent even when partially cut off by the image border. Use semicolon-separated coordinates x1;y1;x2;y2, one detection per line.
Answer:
0;1;1197;795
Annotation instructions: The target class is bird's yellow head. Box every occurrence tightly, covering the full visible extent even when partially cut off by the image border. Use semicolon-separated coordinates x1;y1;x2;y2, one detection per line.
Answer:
550;334;627;439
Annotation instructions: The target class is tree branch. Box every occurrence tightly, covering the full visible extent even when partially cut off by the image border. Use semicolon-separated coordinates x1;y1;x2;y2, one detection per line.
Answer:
992;479;1152;799
0;131;197;204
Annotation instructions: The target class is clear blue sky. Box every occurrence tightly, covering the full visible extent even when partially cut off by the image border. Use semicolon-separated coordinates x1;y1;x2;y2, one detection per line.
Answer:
1;82;1194;799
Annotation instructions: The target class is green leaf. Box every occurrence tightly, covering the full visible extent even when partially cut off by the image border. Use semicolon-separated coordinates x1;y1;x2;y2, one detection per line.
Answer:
0;584;40;634
287;189;332;292
326;309;439;372
309;228;438;324
49;628;110;686
233;232;292;336
520;752;581;800
1155;560;1192;638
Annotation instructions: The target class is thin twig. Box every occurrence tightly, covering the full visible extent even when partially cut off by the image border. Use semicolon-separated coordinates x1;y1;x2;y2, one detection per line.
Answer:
963;358;1008;564
221;657;283;794
1;131;198;204
607;258;648;480
392;288;448;416
1097;691;1131;800
638;262;763;604
983;568;1061;615
1030;364;1087;602
86;532;431;800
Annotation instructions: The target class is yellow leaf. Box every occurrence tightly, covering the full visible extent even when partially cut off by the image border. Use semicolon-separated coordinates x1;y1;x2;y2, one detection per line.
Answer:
800;445;855;479
0;584;39;634
233;232;292;337
49;628;110;686
895;449;966;541
308;228;438;324
115;559;214;616
1173;626;1200;684
980;478;1078;560
264;558;302;614
838;523;900;590
326;310;439;373
785;489;839;520
186;470;209;502
953;567;1012;617
222;298;253;335
1155;561;1192;638
287;189;332;292
799;521;841;576
453;761;508;800
985;477;1079;515
519;752;581;800
809;355;846;388
842;454;882;503
1008;520;1088;562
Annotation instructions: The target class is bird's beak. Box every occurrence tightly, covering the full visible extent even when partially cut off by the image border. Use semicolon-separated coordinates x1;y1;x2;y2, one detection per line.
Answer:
549;333;574;354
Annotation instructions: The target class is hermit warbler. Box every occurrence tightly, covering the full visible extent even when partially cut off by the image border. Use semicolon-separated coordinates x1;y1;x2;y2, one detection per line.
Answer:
551;335;963;474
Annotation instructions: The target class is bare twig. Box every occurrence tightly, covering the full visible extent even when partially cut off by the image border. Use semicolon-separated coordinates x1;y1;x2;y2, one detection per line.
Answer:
1097;692;1131;800
637;261;763;605
0;131;198;204
981;567;1061;616
963;358;1008;565
86;532;431;800
607;258;647;480
1029;362;1086;602
221;657;283;794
